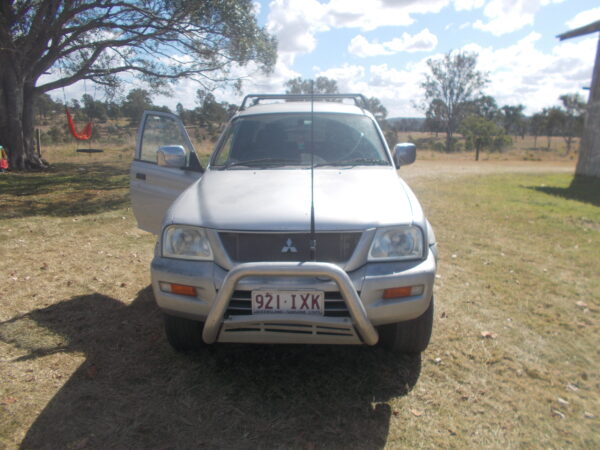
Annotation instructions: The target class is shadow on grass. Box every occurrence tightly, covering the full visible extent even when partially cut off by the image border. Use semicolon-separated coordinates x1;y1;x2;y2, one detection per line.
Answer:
1;162;130;219
1;287;420;449
529;175;600;208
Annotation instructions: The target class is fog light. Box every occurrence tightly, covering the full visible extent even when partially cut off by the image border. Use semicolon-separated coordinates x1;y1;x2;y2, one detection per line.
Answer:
160;282;197;297
383;285;424;299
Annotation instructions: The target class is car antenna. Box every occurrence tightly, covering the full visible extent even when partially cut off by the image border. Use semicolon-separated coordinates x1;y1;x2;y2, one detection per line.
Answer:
309;80;317;261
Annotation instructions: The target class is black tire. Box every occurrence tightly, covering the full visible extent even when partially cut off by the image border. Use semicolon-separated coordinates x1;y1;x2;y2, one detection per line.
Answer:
376;297;434;354
163;313;206;352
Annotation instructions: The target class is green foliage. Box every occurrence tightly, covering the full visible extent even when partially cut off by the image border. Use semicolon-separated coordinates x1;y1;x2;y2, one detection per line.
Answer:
421;51;489;152
558;93;586;153
464;95;499;121
450;138;463;152
529;112;545;148
542;107;565;149
424;98;446;134
1;0;278;170
284;77;339;95
41;126;68;145
525;94;585;152
34;94;62;119
82;94;108;122
363;97;388;120
195;91;234;138
433;141;446;152
122;89;155;123
500;104;526;136
430;137;462;153
459;114;510;159
492;134;512;151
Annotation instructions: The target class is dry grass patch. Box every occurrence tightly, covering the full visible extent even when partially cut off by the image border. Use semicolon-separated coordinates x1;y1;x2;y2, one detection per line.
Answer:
405;172;599;448
1;158;599;448
395;131;578;162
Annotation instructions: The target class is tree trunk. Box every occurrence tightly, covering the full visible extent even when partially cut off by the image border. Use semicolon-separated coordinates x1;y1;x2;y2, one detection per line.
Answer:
475;143;481;161
575;35;600;178
0;60;48;171
564;135;573;155
445;129;453;152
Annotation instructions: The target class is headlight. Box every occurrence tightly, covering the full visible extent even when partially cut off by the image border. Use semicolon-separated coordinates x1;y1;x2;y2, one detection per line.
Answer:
162;226;213;260
368;226;424;261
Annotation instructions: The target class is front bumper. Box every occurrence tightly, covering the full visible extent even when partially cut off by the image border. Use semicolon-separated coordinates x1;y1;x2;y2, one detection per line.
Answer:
151;251;436;345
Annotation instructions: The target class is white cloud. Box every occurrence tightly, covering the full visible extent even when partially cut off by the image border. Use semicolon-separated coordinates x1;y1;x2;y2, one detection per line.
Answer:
453;0;484;11
566;6;600;30
215;60;302;106
326;0;448;31
473;0;564;36
266;0;327;58
151;58;301;111
316;61;430;116
315;28;595;118
317;63;366;86
348;29;438;57
266;0;451;64
460;31;595;113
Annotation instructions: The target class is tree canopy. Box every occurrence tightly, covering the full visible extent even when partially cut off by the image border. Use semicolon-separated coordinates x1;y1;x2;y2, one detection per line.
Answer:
0;0;277;170
558;93;586;154
284;77;339;95
121;89;156;122
421;51;489;152
459;115;510;161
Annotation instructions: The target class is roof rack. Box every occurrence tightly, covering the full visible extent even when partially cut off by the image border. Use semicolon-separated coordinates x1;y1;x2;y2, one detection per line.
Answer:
240;93;368;110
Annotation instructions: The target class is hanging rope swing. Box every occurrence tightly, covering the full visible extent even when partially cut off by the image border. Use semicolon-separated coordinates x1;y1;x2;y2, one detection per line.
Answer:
65;108;93;140
62;79;104;153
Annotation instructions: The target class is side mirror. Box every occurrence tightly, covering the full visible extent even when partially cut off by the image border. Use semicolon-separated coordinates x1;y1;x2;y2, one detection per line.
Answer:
157;145;187;168
393;143;416;169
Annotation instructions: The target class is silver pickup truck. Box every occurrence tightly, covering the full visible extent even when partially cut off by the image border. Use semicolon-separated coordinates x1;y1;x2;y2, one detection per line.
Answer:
130;94;437;354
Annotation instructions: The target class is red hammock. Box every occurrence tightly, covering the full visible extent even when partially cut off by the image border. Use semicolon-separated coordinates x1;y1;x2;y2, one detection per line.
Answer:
65;108;93;140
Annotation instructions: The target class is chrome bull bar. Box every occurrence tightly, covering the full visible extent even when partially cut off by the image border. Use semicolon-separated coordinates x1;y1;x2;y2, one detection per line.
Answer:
202;261;379;345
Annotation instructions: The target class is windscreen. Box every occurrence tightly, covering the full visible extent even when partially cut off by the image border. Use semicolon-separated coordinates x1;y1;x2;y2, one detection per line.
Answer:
211;113;390;168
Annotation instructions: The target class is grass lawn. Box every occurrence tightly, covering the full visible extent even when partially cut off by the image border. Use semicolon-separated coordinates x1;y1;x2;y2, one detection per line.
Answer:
0;154;598;448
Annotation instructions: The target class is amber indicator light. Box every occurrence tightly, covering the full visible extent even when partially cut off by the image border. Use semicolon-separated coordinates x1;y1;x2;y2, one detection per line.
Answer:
383;286;413;299
170;284;197;297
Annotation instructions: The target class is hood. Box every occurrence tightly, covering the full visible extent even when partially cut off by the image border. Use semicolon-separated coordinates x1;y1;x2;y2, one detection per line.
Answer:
168;167;416;231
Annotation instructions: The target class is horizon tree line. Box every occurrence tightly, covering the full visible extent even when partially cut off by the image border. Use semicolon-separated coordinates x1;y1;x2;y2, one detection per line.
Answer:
33;77;586;158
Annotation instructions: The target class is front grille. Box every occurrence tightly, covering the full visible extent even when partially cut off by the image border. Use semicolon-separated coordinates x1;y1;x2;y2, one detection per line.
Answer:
226;290;352;318
219;232;361;263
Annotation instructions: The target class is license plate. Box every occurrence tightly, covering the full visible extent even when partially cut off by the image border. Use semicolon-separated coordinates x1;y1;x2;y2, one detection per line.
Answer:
251;290;324;315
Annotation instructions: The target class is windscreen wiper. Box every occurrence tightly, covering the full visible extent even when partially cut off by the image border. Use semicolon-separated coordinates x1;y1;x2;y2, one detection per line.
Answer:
314;158;389;167
224;158;299;168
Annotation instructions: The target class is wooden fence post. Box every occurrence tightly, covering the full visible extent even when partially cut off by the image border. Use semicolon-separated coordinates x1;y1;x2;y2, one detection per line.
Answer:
36;128;41;157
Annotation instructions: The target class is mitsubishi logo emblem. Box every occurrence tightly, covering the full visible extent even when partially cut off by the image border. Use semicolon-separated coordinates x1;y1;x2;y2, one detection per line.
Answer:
281;238;297;253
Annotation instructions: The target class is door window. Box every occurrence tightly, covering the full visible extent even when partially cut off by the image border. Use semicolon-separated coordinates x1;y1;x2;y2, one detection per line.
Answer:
139;114;193;163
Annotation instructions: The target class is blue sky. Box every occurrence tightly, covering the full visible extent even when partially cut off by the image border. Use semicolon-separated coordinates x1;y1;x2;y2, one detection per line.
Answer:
58;0;600;118
202;0;599;118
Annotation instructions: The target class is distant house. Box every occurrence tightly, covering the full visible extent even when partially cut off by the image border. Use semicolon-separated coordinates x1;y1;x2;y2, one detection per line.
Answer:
558;20;600;178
